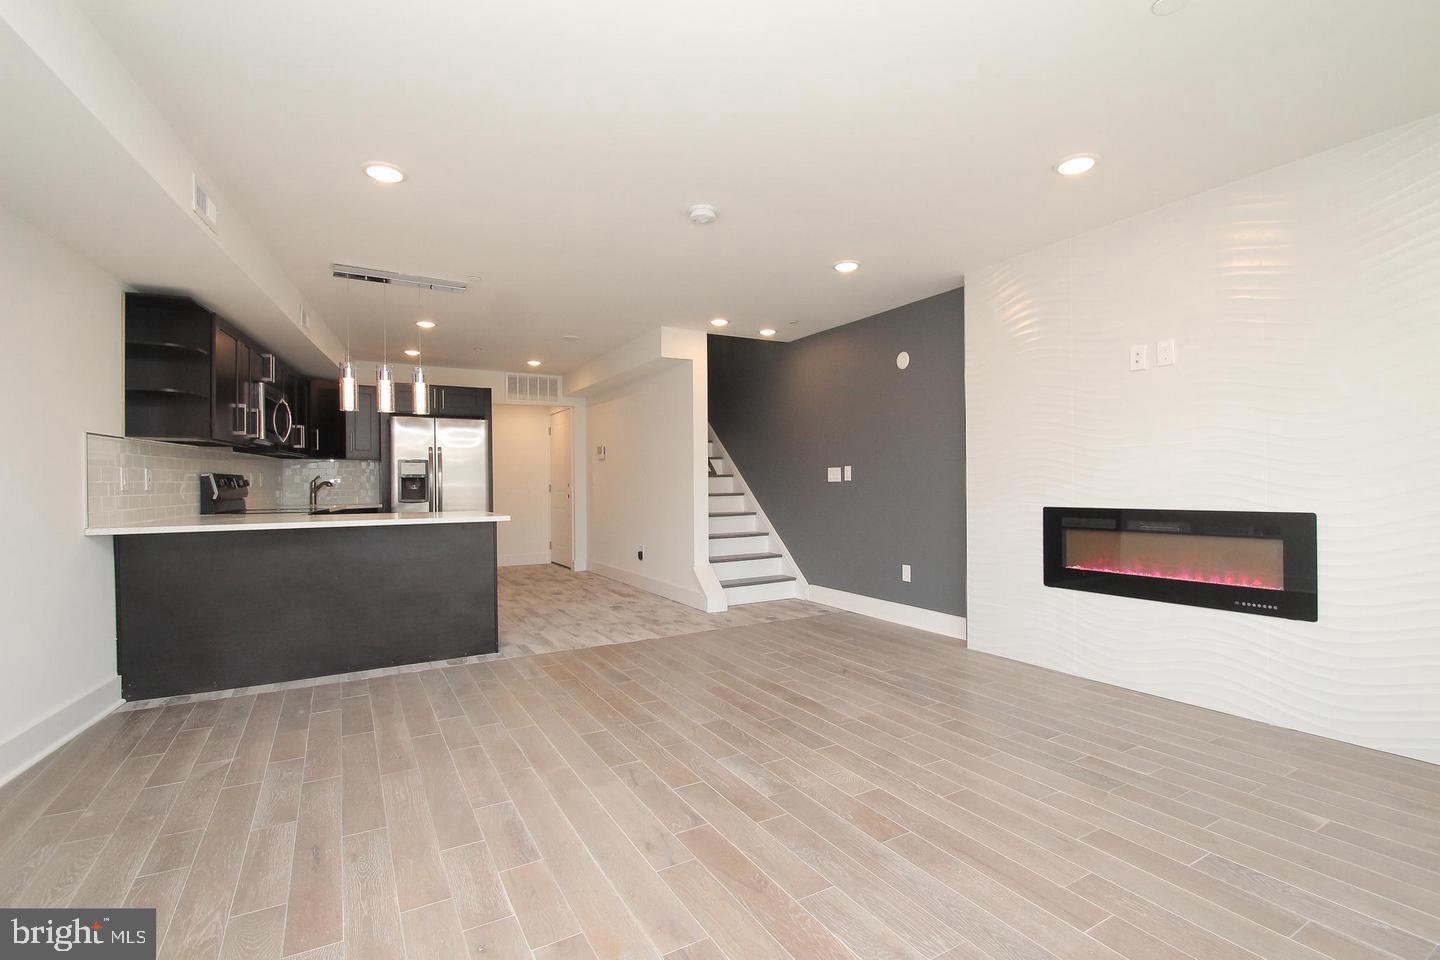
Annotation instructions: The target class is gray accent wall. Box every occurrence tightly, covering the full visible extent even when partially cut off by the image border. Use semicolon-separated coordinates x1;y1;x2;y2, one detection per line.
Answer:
708;286;965;615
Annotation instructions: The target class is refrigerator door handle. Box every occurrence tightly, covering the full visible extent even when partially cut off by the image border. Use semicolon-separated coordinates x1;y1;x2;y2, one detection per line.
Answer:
427;446;436;511
437;447;444;512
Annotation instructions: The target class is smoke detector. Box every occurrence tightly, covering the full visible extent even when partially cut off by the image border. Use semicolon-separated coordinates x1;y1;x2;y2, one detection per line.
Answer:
687;203;718;225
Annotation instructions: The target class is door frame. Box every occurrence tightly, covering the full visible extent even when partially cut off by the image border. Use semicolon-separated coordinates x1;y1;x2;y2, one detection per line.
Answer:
549;406;576;569
488;398;587;572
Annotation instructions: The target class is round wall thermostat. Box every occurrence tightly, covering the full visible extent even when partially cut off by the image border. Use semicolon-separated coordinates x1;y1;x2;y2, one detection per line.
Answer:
896;351;910;370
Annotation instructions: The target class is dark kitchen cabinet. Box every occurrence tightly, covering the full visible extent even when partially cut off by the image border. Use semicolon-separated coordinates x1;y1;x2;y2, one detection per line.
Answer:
429;385;490;419
394;382;415;416
306;380;346;459
211;324;256;444
125;294;218;444
305;379;384;461
345;385;381;460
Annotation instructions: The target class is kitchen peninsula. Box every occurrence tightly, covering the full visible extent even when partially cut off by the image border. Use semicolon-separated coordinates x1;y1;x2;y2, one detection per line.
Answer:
89;510;508;700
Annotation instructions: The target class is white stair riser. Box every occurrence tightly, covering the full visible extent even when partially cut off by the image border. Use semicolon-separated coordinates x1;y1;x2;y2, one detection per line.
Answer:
712;556;784;579
708;456;725;472
709;493;747;510
708;534;770;557
707;441;717;457
724;580;799;604
709;513;759;535
708;476;737;494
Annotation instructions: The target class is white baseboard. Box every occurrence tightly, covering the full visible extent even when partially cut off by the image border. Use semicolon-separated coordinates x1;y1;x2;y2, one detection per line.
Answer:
499;551;553;567
590;562;710;612
0;675;122;788
807;585;967;640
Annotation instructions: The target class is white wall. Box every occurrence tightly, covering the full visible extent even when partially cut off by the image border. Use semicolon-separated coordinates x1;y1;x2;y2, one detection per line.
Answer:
966;115;1440;764
586;362;708;608
0;0;343;373
0;206;125;783
492;404;552;566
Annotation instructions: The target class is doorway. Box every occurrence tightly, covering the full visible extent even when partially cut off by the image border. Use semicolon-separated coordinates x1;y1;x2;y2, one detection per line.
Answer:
550;407;574;568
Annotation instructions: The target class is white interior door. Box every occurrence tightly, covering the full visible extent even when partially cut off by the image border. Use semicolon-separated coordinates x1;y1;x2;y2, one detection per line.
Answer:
549;408;574;568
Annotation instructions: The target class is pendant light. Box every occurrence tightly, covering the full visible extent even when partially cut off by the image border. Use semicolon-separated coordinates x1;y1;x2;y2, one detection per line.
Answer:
375;281;395;414
338;276;358;412
412;284;430;415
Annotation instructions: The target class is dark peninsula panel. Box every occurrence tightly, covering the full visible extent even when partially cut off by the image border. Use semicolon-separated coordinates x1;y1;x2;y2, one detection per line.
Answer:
114;522;498;700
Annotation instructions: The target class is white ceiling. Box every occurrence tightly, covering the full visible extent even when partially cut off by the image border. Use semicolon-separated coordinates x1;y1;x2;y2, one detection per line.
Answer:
75;0;1440;374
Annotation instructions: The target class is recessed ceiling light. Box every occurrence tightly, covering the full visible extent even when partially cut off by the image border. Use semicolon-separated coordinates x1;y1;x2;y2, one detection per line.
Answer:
833;260;860;274
526;359;543;367
1150;0;1187;14
415;319;436;329
709;318;729;327
561;335;581;342
759;328;776;337
403;348;420;357
363;162;406;184
1055;155;1098;177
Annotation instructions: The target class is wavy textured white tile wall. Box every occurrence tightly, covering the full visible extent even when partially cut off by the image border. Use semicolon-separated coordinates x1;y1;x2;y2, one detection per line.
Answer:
966;115;1440;765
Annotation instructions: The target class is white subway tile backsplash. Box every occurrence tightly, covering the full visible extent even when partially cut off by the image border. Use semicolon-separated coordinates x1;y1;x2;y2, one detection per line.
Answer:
277;458;382;508
85;434;383;528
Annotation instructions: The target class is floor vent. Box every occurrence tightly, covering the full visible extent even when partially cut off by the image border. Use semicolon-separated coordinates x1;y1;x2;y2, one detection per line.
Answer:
507;373;562;403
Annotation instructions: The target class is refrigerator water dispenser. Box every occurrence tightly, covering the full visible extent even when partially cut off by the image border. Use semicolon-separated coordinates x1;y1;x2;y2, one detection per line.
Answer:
397;459;430;504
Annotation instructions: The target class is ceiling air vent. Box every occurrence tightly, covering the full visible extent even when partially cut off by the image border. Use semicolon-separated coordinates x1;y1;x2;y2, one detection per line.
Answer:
506;373;561;403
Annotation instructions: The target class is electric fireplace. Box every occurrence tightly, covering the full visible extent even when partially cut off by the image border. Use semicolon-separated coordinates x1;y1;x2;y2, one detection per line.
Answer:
1044;508;1317;621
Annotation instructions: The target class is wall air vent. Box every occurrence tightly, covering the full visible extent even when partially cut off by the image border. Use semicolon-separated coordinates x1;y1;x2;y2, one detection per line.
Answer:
191;176;219;232
506;373;562;403
330;264;468;293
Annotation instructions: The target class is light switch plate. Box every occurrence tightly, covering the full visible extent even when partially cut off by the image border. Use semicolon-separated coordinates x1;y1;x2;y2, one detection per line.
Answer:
826;467;842;483
1156;338;1176;366
901;563;912;583
843;465;852;481
1129;344;1149;371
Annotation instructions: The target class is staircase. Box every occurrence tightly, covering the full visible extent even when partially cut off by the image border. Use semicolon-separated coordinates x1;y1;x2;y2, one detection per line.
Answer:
707;430;802;605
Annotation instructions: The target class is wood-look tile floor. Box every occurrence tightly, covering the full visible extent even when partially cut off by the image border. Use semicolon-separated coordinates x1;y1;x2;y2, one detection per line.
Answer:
5;611;1440;960
497;563;832;657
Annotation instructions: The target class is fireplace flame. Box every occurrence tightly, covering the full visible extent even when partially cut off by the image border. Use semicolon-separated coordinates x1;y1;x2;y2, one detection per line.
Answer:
1066;562;1282;591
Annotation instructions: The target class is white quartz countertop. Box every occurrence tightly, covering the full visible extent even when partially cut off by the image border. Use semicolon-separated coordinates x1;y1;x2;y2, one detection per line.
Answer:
86;510;510;536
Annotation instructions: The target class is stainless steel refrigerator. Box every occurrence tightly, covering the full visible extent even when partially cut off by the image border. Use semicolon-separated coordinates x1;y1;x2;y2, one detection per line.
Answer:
389;417;490;513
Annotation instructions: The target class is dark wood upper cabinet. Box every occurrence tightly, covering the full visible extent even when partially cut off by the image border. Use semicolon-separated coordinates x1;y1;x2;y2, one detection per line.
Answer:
124;294;217;444
306;380;346;459
211;324;256;444
344;385;381;460
125;293;486;460
430;385;490;419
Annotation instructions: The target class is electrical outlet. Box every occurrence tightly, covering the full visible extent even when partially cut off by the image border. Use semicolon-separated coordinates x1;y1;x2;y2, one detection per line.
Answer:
1129;344;1149;371
1156;338;1176;366
826;467;842;483
901;563;912;583
843;465;852;481
143;467;152;492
